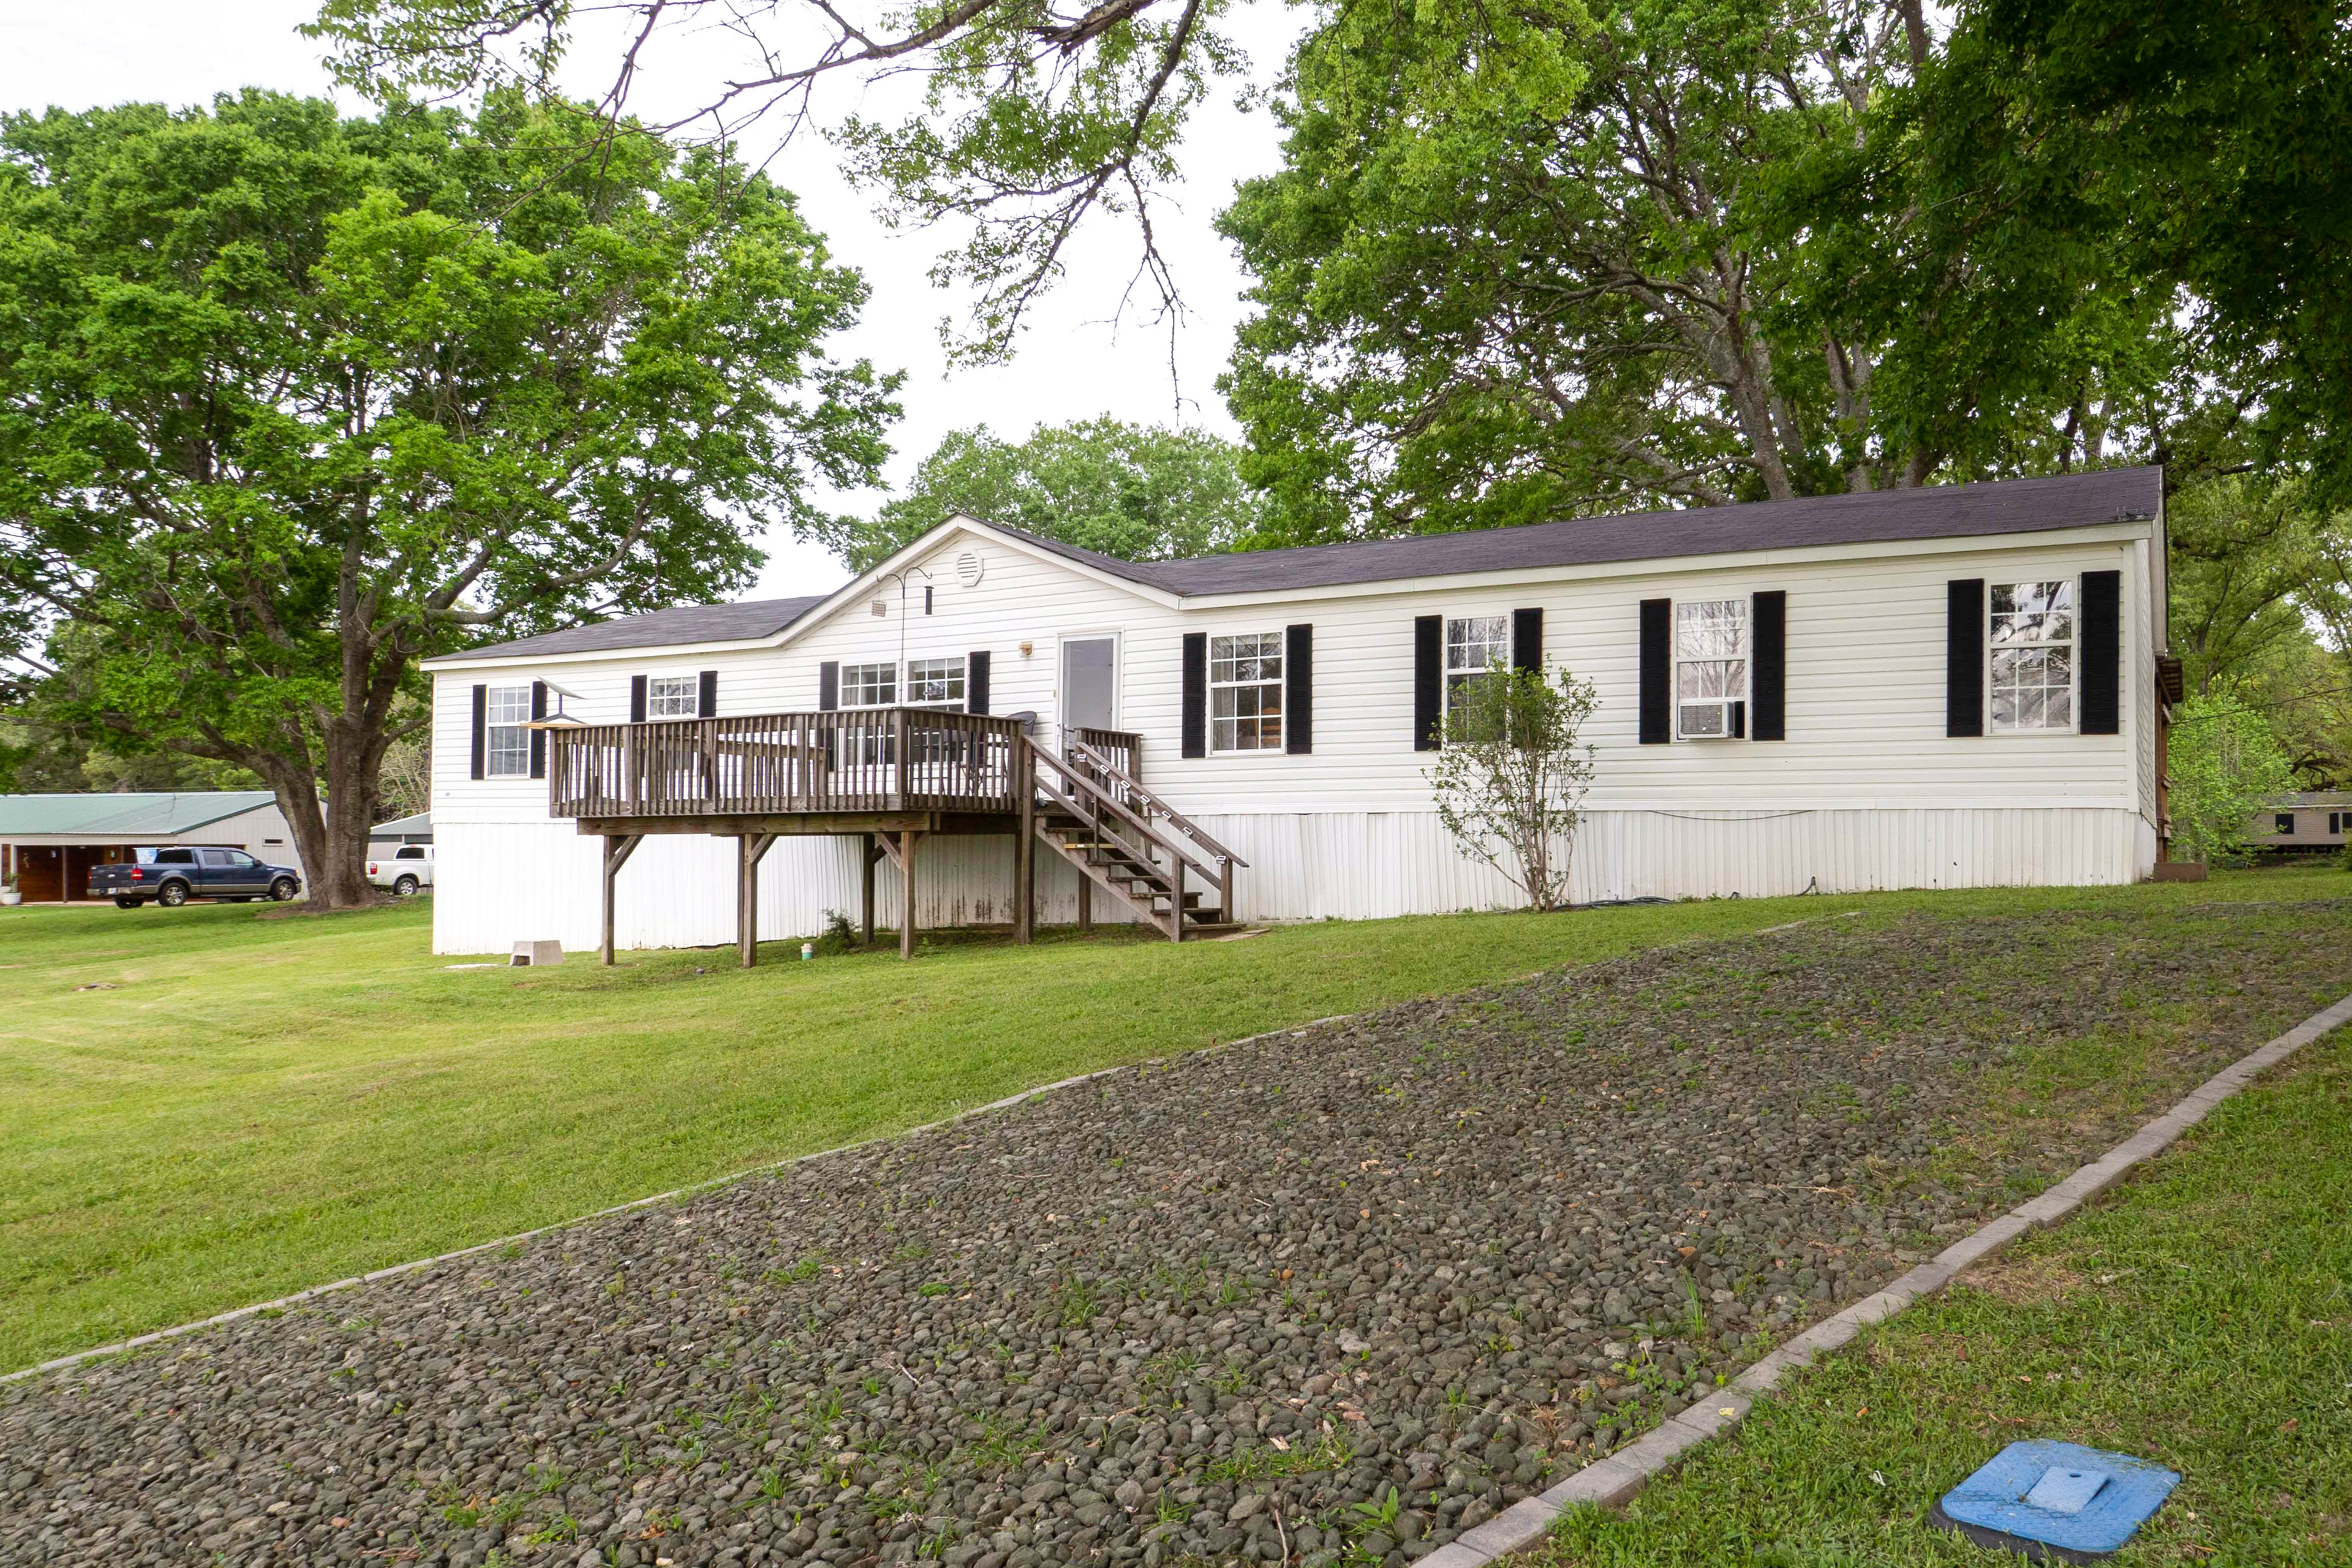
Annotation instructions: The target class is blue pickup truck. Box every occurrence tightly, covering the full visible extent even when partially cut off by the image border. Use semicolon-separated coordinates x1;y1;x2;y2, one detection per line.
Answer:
88;847;304;908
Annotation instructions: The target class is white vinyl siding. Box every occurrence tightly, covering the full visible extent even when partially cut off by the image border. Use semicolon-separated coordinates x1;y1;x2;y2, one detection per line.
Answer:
484;685;532;777
1210;632;1283;753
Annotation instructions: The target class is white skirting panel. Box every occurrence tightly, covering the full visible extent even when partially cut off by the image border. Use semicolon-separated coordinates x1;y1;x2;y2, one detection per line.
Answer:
431;823;1131;956
1191;807;2147;923
432;807;2143;954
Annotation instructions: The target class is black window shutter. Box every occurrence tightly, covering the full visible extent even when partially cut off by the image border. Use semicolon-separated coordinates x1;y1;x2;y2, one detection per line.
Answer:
1285;624;1313;755
529;680;548;778
697;669;717;718
1512;607;1543;674
818;662;839;712
630;674;647;724
967;650;991;715
1181;633;1207;758
1638;599;1671;744
1751;590;1786;741
470;684;487;779
2079;569;2122;734
1413;615;1443;750
1947;579;1985;737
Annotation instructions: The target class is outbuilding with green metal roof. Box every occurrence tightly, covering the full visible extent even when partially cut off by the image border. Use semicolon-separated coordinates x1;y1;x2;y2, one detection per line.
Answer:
0;791;305;904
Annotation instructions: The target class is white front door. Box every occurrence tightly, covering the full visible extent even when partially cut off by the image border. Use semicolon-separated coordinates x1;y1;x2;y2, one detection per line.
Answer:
1060;636;1118;736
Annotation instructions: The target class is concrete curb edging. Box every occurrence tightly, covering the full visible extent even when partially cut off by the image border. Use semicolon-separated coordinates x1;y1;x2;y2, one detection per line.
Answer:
1;1014;1366;1386
1414;987;2352;1568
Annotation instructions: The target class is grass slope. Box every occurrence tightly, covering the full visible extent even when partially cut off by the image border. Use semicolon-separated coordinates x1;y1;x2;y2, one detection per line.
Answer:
0;867;2342;1373
1530;993;2352;1566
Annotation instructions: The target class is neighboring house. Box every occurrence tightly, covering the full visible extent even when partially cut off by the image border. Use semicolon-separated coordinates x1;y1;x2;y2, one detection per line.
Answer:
2247;794;2352;853
0;791;304;903
421;467;2173;959
368;812;433;858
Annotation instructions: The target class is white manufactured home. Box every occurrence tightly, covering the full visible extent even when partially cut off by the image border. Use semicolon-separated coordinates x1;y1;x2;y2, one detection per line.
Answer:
423;467;2175;959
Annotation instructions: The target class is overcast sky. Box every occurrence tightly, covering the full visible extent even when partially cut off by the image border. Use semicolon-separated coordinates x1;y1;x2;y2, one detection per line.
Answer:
0;0;1311;601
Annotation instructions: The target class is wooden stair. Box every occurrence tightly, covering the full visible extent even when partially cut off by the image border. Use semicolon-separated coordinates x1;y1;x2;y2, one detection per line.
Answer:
1026;739;1248;942
1038;818;1232;937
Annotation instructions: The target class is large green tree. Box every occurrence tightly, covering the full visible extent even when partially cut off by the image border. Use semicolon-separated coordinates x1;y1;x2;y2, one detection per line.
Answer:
1873;0;2352;502
0;91;897;906
2165;477;2352;787
1215;0;2179;545
309;0;1258;365
309;1;2350;469
821;417;1259;570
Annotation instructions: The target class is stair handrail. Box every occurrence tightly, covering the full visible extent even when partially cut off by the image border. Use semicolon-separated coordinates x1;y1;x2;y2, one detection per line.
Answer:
1028;739;1228;891
1065;739;1250;870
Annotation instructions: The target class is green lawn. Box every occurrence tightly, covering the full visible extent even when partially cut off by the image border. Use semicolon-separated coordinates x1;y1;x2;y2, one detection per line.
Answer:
1528;944;2352;1566
0;867;2344;1374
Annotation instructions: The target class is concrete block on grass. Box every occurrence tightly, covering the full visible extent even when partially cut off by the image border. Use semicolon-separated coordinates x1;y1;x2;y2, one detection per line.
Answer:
1452;1496;1562;1559
511;940;564;967
1936;1213;2032;1272
1540;1453;1650;1512
1415;1542;1497;1568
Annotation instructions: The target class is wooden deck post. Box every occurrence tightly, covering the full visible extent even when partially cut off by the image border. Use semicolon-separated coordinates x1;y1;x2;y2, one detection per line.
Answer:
1077;869;1092;930
1170;854;1184;944
600;833;642;966
737;832;777;968
861;833;880;946
898;830;922;960
1014;742;1035;944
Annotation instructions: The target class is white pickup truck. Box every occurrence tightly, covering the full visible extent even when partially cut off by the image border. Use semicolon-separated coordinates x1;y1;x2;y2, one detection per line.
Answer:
368;844;434;895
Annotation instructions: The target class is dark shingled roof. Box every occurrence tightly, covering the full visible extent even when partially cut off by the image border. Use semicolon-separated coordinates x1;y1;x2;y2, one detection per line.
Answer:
444;469;2161;659
454;595;828;660
1004;466;2163;596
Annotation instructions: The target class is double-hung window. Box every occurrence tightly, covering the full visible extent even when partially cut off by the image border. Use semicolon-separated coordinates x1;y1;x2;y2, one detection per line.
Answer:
484;684;533;777
1989;580;2075;732
1210;633;1283;752
1675;600;1747;738
905;656;966;709
645;674;698;719
1444;615;1509;723
841;662;898;707
838;661;902;766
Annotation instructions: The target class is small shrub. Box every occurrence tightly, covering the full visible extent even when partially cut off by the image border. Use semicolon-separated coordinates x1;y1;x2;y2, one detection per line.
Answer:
819;908;858;953
1423;663;1599;910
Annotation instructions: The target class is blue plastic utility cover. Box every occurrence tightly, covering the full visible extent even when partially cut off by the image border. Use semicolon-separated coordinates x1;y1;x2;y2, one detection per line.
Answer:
1933;1441;2180;1563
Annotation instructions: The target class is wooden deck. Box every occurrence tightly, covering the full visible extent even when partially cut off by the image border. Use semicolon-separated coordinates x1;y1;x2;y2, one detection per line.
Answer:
550;708;1027;820
545;710;1239;964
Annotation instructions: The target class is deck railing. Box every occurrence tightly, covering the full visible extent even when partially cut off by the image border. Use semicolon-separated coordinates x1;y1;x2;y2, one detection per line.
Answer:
1071;725;1139;782
550;709;1043;818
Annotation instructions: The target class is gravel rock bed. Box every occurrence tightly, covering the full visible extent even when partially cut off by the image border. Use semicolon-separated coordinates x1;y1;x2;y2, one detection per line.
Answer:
5;905;2348;1568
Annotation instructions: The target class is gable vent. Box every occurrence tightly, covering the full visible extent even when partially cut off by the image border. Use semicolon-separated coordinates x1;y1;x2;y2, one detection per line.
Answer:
956;549;986;588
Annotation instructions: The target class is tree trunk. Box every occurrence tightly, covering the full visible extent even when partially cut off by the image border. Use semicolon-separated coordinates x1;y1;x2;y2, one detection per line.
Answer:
254;754;376;910
231;690;398;911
